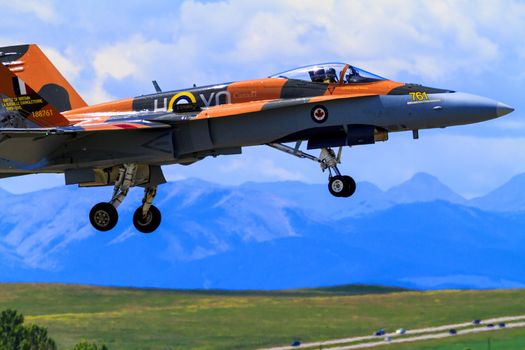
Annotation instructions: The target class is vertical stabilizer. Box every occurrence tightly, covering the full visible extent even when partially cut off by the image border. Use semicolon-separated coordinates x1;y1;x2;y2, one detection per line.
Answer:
0;44;87;112
0;61;70;128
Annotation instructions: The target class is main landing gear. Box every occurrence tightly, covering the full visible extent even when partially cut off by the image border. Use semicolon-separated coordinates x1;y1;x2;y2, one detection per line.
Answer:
268;142;356;198
88;164;162;233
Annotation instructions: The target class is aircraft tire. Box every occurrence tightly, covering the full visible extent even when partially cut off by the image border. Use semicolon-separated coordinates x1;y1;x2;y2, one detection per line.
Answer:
341;176;357;197
133;205;161;234
328;175;346;197
328;175;356;198
89;202;118;231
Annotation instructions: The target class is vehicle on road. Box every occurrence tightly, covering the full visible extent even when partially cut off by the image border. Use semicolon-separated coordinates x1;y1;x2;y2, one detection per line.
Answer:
374;329;385;336
395;328;406;335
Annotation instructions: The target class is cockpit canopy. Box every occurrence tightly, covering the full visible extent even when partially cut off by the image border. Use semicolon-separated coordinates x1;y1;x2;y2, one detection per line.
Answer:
269;63;386;84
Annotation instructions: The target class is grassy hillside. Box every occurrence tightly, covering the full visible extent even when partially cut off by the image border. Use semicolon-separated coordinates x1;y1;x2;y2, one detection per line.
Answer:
1;283;525;349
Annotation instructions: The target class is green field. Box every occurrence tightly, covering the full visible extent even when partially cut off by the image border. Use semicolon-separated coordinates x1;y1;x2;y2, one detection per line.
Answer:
385;327;525;350
1;283;525;349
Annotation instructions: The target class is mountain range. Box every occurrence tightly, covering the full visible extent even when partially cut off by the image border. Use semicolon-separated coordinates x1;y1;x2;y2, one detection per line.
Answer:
1;172;525;290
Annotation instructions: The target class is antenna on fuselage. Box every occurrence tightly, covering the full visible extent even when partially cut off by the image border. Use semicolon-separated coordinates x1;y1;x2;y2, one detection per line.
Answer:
152;80;162;93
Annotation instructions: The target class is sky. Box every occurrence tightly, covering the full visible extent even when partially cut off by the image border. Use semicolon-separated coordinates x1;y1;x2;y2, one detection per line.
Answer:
0;0;524;198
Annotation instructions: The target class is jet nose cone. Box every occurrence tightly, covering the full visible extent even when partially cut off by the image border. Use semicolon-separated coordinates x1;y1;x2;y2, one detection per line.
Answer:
496;102;514;117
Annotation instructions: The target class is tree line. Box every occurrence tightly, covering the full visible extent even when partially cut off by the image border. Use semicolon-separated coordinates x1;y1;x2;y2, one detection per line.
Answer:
0;309;108;350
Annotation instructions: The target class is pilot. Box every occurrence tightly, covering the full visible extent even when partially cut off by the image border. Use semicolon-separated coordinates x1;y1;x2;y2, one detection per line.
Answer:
309;69;326;83
324;68;338;83
345;68;359;83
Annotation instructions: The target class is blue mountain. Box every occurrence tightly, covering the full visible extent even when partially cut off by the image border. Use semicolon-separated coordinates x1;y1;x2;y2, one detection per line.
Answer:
387;172;466;205
469;173;525;212
0;173;524;290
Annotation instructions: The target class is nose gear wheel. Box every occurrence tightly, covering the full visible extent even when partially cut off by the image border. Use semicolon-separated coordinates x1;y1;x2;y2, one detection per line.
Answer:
329;175;356;197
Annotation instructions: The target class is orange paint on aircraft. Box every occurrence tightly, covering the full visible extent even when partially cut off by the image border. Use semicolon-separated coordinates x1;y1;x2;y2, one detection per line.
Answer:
14;45;87;110
196;99;268;119
331;80;404;96
0;62;69;127
309;93;378;103
228;78;287;103
77;122;168;132
64;98;134;117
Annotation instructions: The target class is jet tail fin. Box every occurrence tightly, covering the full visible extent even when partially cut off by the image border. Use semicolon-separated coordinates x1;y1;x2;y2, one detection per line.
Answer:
0;61;70;128
0;44;87;112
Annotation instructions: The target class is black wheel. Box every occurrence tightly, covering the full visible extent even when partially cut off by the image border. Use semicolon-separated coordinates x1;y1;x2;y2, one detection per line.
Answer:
133;205;161;234
328;175;346;197
89;202;118;231
341;175;357;197
328;175;357;198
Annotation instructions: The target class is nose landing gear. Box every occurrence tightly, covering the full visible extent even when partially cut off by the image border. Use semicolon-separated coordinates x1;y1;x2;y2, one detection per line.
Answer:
267;142;357;198
320;148;356;198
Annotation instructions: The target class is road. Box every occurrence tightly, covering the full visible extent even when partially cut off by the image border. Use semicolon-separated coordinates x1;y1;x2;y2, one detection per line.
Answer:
259;315;525;350
328;322;525;350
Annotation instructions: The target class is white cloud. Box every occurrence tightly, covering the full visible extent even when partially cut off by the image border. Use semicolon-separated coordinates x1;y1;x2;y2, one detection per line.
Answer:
218;157;305;181
93;41;140;80
84;81;113;106
41;46;82;81
0;0;58;22
0;174;63;194
74;0;525;103
165;147;309;185
258;159;306;181
494;120;525;131
87;34;206;103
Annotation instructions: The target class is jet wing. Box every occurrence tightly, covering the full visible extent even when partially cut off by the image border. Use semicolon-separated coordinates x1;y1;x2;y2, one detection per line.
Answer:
0;112;173;164
66;119;171;132
0;112;173;135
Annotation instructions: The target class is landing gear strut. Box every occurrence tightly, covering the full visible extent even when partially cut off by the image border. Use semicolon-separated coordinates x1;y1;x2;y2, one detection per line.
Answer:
88;164;163;233
267;142;356;198
132;186;161;233
320;148;356;198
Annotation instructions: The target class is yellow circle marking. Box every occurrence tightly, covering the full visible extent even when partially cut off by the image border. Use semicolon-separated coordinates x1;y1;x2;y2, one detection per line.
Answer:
168;92;197;112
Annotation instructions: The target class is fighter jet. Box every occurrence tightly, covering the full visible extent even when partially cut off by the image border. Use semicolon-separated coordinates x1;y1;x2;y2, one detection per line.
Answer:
0;44;514;233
